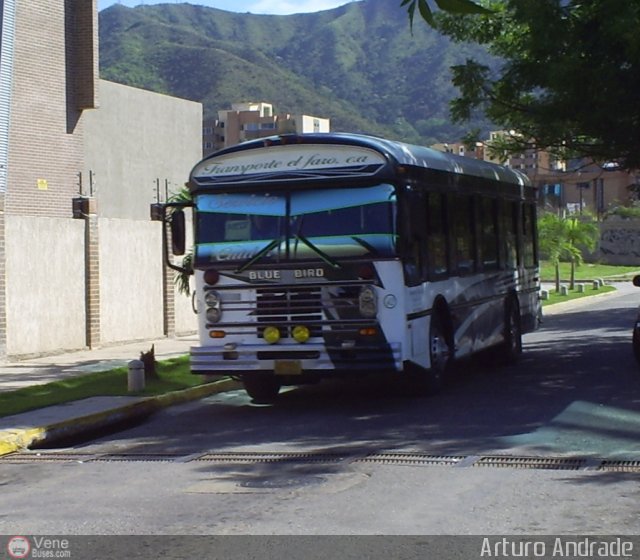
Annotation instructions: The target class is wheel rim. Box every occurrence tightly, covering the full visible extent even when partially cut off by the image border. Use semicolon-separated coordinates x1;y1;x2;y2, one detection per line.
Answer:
430;318;450;374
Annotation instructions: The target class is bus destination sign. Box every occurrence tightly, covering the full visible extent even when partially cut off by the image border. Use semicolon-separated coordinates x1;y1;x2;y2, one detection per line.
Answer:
192;144;387;180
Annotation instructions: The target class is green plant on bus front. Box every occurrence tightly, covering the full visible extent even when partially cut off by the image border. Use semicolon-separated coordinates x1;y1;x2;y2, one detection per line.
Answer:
168;186;194;297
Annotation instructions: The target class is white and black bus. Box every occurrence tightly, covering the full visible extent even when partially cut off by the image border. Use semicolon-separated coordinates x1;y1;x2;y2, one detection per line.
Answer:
166;133;540;402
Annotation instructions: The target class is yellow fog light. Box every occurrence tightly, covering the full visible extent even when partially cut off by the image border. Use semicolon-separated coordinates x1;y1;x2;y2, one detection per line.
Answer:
263;326;281;344
292;325;310;343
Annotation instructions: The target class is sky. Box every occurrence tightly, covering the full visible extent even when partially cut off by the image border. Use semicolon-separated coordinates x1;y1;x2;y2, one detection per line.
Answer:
97;0;356;15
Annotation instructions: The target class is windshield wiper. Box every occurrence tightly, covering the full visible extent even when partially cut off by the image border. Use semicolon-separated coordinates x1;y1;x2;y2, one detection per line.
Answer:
235;239;280;274
294;234;341;269
351;236;379;256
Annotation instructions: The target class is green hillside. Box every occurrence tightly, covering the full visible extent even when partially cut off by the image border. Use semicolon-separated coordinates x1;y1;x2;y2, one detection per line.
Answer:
99;0;496;145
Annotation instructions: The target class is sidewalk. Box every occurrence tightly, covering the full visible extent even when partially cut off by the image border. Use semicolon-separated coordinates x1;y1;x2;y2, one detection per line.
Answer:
0;334;240;456
0;334;198;393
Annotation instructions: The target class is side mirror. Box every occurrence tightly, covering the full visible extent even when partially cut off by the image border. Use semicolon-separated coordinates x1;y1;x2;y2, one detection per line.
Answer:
170;209;186;256
633;275;640;288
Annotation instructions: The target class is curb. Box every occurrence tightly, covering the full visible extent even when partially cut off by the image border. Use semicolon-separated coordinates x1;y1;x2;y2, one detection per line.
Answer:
542;285;619;315
0;377;242;457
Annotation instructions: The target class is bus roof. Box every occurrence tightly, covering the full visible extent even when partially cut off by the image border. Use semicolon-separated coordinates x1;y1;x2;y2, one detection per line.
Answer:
190;132;531;190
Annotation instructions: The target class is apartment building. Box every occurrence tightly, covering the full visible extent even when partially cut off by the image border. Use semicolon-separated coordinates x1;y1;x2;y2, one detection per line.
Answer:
434;131;637;216
430;141;485;160
203;102;330;155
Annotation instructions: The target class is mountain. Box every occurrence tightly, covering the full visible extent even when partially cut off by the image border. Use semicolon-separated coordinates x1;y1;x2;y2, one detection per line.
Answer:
98;0;495;145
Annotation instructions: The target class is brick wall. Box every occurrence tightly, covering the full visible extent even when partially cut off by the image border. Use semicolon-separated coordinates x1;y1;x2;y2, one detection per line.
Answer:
6;0;98;218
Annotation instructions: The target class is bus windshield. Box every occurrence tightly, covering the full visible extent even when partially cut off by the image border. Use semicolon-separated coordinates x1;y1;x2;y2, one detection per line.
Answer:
195;184;397;268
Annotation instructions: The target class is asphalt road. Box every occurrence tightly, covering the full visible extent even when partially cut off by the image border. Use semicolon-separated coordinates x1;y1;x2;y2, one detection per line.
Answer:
2;284;640;538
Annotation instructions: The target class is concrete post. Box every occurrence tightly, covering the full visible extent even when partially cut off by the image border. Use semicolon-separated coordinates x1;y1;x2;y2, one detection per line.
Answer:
128;359;145;392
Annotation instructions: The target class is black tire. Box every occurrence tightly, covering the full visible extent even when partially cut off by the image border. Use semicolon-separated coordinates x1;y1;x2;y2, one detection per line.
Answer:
243;374;281;404
404;310;453;396
427;310;452;392
502;296;522;364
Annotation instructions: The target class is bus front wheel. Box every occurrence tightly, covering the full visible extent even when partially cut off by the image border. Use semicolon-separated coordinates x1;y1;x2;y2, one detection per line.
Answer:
428;311;452;392
242;374;281;404
407;310;453;395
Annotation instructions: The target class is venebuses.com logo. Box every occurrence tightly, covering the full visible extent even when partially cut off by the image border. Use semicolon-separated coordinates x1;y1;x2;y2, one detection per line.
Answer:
7;536;30;559
6;536;71;558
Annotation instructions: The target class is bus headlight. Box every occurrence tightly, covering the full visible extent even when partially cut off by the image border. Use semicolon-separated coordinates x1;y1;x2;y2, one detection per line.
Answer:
359;286;378;318
263;326;281;344
292;325;310;343
205;290;222;324
206;306;222;324
205;290;221;307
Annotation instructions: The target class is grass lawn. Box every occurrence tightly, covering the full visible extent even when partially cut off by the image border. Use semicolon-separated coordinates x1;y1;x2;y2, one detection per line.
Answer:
540;261;640;282
541;284;616;307
540;261;636;307
0;355;206;419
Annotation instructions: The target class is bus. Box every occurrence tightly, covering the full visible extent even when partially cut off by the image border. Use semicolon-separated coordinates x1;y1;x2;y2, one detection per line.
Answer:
164;132;540;403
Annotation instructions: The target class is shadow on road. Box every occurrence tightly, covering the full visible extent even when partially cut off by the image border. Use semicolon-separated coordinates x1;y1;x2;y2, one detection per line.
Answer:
68;300;640;485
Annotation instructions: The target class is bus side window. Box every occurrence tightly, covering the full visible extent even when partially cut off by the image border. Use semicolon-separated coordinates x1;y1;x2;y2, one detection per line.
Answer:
402;189;428;285
426;192;449;279
451;194;475;275
501;201;518;269
480;197;498;270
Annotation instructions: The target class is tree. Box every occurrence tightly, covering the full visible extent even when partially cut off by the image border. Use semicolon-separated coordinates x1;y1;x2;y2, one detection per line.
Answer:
401;0;490;27
538;212;566;292
411;1;640;170
563;215;599;290
538;212;600;291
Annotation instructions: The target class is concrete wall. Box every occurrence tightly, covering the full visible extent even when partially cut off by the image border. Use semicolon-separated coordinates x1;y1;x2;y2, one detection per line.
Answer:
599;218;640;266
1;9;200;359
84;80;202;220
81;80;201;346
98;218;164;345
5;216;85;356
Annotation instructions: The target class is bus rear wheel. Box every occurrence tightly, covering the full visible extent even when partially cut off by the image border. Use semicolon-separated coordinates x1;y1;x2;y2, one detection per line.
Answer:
502;296;522;364
242;374;281;404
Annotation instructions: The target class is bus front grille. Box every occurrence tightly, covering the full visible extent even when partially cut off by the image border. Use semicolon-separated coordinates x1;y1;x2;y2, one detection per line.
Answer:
256;286;323;339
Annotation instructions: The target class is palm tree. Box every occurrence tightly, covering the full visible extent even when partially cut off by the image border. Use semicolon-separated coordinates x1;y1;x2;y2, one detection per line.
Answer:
538;212;600;291
563;215;599;290
538;212;567;292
